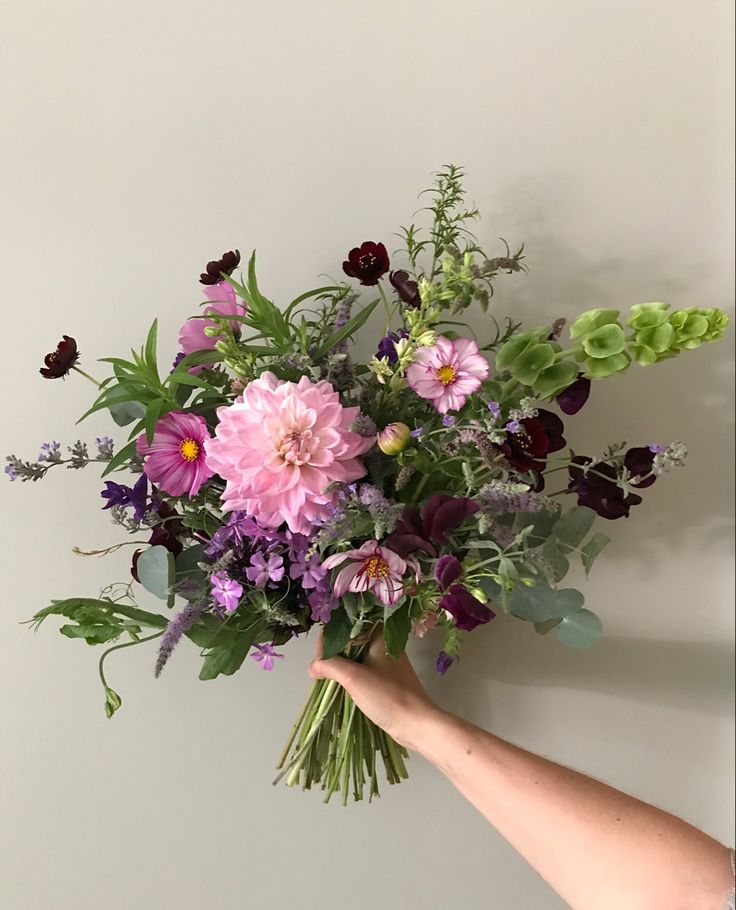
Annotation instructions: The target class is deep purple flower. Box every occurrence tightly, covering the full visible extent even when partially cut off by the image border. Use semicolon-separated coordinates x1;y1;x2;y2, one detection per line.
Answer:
251;643;284;671
171;351;186;371
434;554;462;591
435;650;454;675
556;374;591;416
246;551;285;588
40;335;79;379
101;481;132;510
342;241;390;286
389;270;421;307
211;573;243;613
386;493;480;558
497;409;566;474
624;446;657;488
568;456;643;520
376;329;409;364
100;473;149;521
440;584;496;632
199;250;241;285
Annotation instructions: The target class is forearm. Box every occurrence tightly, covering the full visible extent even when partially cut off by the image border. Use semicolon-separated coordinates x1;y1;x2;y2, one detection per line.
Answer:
411;710;732;910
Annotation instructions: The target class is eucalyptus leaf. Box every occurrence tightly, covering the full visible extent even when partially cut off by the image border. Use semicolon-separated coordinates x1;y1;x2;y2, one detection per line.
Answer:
581;532;611;576
555;609;603;648
552;506;597;552
108;399;146;427
508;582;584;622
136;545;175;600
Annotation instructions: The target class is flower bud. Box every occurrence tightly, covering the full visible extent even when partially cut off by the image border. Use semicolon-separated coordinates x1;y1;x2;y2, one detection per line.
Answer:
203;325;222;337
377;422;411;455
468;587;489;603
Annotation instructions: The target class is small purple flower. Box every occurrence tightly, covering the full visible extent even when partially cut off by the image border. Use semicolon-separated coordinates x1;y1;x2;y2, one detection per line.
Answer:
308;584;339;623
435;650;454;675
505;420;522;434
376;329;409;364
211;573;244;613
95;436;114;459
101;481;133;510
129;474;150;522
442;415;456;427
38;441;62;463
251;643;284;671
246;551;285;588
649;443;667;454
171;351;186;371
487;400;501;418
411;427;425;439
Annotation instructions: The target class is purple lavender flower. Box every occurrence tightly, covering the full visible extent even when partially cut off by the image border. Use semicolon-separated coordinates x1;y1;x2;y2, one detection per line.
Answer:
487;400;501;418
154;600;205;677
211;573;244;613
38;441;62;463
505;420;522;434
95;436;114;460
442;415;456;427
246;551;285;588
649;443;667;454
5;464;18;481
251;643;284;671
376;329;409;364
435;650;454;675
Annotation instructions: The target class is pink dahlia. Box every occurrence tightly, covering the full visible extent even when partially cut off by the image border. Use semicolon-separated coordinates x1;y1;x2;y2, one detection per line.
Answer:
406;336;489;414
204;372;374;534
321;541;409;606
178;281;247;359
136;411;215;498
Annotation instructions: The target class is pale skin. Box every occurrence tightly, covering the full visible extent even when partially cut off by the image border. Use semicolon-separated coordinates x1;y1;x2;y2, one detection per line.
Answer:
309;633;734;910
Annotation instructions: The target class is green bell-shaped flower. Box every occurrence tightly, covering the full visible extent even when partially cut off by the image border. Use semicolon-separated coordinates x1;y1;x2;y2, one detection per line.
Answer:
627;302;670;330
495;328;551;371
569;308;621;339
669;307;729;350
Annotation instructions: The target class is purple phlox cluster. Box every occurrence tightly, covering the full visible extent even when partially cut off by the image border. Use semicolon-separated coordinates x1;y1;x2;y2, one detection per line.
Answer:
376;329;409;364
251;643;284;671
211;572;243;613
476;480;545;516
204;511;287;559
287;537;338;623
246;551;285;588
154;600;206;677
38;441;62;463
100;473;151;522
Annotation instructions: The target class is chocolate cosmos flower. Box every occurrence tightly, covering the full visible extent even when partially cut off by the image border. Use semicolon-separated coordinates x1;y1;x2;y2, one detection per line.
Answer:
498;409;566;473
389;270;421;307
199;250;241;285
39;335;79;379
386;493;479;558
568;456;643;520
556;374;591;415
342;241;390;286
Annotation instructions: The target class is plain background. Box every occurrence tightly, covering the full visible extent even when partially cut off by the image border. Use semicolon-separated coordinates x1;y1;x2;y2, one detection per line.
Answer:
1;2;733;908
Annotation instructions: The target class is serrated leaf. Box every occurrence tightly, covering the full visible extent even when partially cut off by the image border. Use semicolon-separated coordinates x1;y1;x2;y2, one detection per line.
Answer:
508;582;584;622
384;602;411;658
59;623;124;645
555;609;603;648
136;545;174;600
581;533;611;576
321;607;352;659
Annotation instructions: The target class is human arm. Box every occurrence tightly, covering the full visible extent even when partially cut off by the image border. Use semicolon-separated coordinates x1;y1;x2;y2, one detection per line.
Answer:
309;636;734;910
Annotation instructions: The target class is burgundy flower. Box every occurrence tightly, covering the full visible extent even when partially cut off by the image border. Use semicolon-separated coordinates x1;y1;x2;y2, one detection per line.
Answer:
434;554;462;591
498;409;566;473
389;270;421;307
199;250;241;286
624;446;657;489
39;335;79;379
556;374;591;416
386;493;479;558
440;584;496;632
568;456;643;520
342;241;390;286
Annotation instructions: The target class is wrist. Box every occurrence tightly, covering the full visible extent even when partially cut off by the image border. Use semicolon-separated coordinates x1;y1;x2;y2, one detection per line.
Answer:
402;705;463;758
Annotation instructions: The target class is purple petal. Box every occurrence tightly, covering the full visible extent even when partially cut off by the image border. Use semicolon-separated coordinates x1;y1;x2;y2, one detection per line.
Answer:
434;554;462;591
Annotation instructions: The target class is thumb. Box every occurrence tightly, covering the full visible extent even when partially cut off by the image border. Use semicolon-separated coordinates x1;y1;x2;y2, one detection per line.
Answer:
308;654;362;690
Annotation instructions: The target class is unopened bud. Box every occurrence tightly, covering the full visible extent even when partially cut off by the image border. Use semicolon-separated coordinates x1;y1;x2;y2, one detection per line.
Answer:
377;422;411;456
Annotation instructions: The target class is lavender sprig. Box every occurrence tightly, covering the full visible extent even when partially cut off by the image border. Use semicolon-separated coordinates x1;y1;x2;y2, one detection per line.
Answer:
154;600;206;678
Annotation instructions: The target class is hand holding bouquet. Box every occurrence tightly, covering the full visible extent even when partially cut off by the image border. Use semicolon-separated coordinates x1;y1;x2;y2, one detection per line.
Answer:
8;166;728;803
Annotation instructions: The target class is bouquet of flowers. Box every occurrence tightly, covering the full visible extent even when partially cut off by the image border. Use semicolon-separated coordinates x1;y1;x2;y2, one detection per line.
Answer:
8;166;728;804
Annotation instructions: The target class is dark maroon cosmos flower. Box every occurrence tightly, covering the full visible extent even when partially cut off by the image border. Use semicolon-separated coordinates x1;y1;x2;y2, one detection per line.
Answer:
440;584;496;632
556;374;591;416
389;270;421;307
568;456;643;520
342;241;390;286
498;409;566;474
39;335;79;379
386;493;479;558
199;250;241;285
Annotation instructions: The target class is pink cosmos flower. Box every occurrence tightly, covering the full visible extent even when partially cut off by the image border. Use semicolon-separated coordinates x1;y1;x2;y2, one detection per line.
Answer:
136;411;215;497
321;541;409;606
204;372;374;534
406;336;489;414
178;281;247;368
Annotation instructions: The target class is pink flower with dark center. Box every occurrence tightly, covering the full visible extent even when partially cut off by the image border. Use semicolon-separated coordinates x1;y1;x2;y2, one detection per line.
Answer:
204;372;374;534
321;541;409;606
136;411;215;498
406;336;489;414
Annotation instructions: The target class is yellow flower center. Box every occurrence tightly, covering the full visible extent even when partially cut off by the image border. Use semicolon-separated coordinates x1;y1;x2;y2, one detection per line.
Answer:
179;438;200;462
364;556;390;579
435;364;457;386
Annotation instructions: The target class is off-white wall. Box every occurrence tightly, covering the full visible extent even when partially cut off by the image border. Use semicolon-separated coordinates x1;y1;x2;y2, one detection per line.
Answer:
1;3;733;908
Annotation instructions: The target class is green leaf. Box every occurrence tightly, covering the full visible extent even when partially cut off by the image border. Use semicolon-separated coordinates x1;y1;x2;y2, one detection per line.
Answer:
144;398;165;445
144;319;160;380
174;544;205;578
514;509;560;541
108;399;146;427
312;298;379;359
552;506;597;552
511;342;556;384
60;623;122;645
580;532;611;576
283;285;344;321
555;609;603;648
101;439;138;478
171;349;226;372
534;618;562;635
321;607;353;659
77;386;154;424
384;602;411;659
109;604;168;628
136;545;174;600
508;582;585;622
540;538;570;583
198;623;264;680
569;308;621;339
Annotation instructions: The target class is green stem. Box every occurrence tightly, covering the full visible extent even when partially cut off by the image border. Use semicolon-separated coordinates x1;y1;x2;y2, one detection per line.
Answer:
377;283;393;334
98;631;163;690
71;365;102;387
